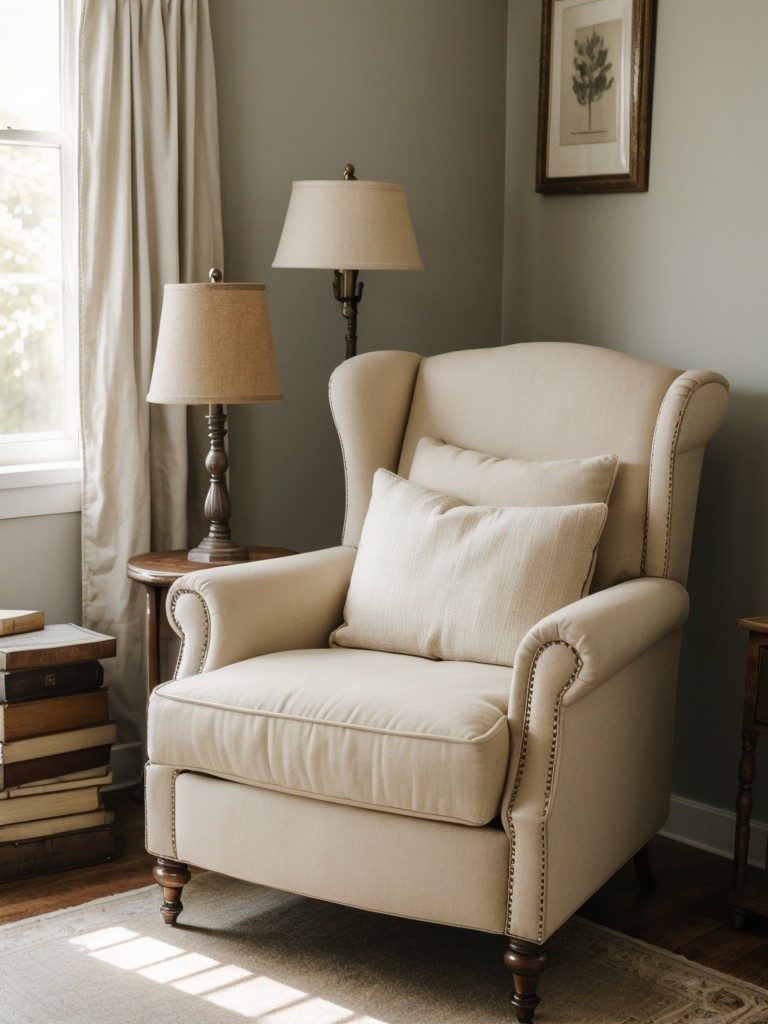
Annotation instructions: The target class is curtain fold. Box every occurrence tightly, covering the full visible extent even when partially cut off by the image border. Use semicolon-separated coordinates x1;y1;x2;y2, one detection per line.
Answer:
79;0;224;747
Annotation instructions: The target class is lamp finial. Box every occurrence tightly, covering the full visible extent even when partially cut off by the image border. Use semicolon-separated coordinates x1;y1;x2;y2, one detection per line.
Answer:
209;267;223;283
343;164;356;181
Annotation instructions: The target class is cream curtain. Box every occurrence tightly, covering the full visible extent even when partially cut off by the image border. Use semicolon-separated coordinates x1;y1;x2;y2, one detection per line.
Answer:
79;0;224;749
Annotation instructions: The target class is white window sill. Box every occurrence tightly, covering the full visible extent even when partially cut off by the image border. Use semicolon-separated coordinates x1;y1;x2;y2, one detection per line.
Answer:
0;462;82;520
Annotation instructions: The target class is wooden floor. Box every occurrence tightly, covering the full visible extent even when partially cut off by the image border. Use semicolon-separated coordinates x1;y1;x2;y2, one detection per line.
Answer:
1;789;766;989
581;833;768;989
0;788;156;926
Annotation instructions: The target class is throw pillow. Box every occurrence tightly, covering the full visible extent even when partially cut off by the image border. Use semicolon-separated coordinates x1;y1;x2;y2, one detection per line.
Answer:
408;436;618;508
330;469;609;666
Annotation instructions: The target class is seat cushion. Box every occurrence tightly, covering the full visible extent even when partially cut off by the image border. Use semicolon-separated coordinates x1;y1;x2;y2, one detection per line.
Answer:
331;469;609;666
147;647;512;827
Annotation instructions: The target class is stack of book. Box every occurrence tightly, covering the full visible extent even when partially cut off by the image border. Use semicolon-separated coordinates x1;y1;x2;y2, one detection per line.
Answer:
0;611;118;881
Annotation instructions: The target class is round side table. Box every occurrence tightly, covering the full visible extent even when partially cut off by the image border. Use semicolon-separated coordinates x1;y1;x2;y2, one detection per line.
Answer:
126;547;295;695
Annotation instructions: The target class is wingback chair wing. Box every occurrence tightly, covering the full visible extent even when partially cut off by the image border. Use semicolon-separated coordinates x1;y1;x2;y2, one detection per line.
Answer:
145;342;729;1021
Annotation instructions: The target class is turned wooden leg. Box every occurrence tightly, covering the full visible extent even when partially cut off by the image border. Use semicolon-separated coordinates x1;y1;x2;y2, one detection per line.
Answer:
153;857;191;925
734;731;756;893
504;938;549;1023
633;841;656;889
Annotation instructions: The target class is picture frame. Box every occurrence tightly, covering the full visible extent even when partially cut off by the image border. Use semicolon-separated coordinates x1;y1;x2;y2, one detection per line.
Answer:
536;0;655;194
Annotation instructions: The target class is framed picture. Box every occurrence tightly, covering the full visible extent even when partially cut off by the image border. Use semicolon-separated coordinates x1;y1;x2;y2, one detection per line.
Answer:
536;0;655;194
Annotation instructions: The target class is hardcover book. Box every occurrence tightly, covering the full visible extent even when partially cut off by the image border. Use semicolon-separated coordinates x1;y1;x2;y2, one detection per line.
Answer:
0;688;110;741
0;784;102;826
0;745;113;790
0;660;105;703
0;722;117;766
0;768;112;799
0;623;116;671
0;808;114;843
2;765;111;794
0;610;44;638
0;823;114;881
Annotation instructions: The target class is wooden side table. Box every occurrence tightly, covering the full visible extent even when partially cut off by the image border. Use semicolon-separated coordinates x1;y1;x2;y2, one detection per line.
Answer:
126;547;295;696
729;614;768;928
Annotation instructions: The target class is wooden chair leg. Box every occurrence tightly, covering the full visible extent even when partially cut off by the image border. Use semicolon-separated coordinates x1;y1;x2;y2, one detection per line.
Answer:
153;857;191;925
633;841;655;889
504;938;549;1023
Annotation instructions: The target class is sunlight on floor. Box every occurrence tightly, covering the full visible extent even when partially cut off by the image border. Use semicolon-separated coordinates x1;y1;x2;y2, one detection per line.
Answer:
69;926;389;1023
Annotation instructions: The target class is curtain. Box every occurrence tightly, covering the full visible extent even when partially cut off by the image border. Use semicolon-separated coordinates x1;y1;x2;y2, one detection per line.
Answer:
79;0;224;749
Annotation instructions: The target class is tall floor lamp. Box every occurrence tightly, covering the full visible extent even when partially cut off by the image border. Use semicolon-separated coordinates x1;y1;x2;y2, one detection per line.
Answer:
272;164;423;359
147;270;282;564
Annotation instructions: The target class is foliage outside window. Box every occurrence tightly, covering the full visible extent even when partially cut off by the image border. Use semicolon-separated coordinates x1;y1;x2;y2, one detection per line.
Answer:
0;0;78;469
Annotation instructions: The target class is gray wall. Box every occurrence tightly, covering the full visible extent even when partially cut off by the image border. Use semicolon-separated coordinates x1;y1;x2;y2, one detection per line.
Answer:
505;1;768;822
0;513;81;623
209;0;508;554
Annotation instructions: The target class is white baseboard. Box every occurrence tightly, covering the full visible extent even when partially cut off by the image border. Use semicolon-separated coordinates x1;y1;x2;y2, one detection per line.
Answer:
105;741;144;791
103;748;768;871
662;794;767;868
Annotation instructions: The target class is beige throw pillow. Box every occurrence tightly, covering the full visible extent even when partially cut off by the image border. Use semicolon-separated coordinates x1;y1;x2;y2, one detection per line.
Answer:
409;437;618;508
331;470;609;667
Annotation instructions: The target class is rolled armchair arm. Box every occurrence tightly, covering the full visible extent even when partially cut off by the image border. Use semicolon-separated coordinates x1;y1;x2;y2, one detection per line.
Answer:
168;546;357;678
503;576;690;941
510;575;690;715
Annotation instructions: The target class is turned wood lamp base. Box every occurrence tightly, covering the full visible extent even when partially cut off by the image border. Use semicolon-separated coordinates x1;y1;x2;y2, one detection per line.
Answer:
187;402;249;564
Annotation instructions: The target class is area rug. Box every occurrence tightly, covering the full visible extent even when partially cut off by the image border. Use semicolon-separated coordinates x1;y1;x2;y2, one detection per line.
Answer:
1;872;767;1023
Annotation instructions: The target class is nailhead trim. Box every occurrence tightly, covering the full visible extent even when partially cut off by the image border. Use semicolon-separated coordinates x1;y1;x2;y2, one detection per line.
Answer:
327;379;352;544
642;377;696;579
170;768;182;859
169;588;211;676
505;640;582;942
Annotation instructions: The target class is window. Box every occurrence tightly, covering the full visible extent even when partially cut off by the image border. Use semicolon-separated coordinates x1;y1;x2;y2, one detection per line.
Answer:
0;0;79;515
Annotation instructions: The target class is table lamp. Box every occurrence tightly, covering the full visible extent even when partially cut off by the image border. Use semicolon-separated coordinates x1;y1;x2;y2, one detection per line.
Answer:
272;164;424;359
147;270;282;564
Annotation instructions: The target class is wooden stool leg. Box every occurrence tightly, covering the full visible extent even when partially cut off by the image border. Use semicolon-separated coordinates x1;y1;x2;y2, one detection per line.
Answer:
153;857;191;925
633;841;656;889
504;938;549;1022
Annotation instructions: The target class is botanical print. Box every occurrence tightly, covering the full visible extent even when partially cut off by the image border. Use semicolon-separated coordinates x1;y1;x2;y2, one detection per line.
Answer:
559;17;621;146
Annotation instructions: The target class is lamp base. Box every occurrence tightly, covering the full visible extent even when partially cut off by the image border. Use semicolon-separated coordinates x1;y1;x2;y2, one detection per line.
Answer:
333;269;363;359
188;402;249;564
187;536;250;564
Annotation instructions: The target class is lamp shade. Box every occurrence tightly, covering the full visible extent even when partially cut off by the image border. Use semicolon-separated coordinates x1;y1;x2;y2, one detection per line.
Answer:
272;180;424;271
147;282;282;405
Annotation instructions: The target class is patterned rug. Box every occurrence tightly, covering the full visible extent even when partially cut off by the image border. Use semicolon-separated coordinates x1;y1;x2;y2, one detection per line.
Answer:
2;871;767;1023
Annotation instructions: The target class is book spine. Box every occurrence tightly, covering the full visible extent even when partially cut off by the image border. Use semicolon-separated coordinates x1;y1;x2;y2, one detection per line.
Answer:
0;825;114;881
1;723;117;764
0;746;112;790
0;786;101;825
0;627;116;671
4;767;111;795
0;661;104;703
0;689;110;742
0;611;45;638
0;809;113;842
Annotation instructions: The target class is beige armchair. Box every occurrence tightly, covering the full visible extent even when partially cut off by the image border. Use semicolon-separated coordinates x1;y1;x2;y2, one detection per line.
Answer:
145;342;729;1021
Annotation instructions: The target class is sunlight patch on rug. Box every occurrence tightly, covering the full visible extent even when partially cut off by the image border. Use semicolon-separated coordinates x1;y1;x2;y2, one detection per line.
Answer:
68;924;388;1024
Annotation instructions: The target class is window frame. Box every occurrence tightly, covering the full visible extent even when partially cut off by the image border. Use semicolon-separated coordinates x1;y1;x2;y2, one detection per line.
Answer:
0;2;81;517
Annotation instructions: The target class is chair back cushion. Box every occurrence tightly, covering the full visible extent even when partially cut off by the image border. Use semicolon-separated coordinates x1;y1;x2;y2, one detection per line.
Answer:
330;343;729;588
409;437;618;507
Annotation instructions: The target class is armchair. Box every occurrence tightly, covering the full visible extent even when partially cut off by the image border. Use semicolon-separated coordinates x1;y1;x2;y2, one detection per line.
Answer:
145;342;729;1021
